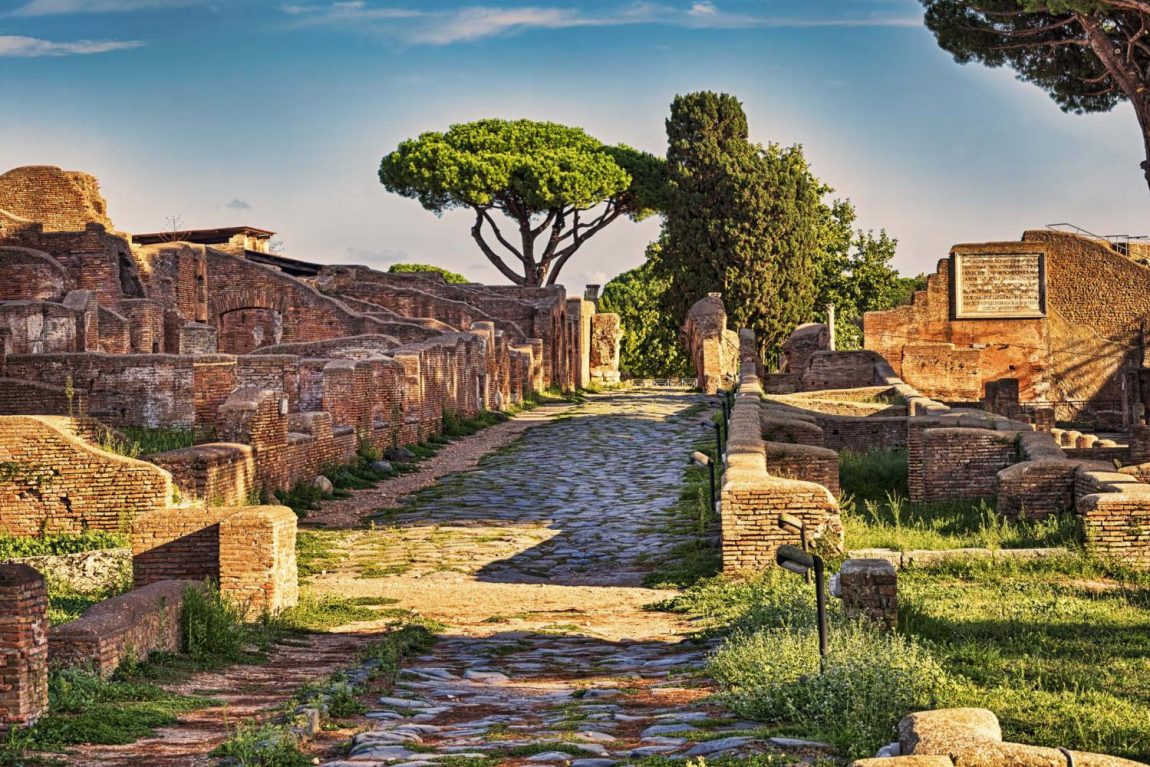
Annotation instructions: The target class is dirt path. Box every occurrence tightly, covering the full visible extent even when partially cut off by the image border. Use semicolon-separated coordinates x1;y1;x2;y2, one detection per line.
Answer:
67;632;371;767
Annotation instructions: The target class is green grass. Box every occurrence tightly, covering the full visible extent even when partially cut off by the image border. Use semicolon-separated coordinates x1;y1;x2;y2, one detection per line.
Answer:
839;450;1080;551
642;438;721;589
0;531;127;559
900;556;1150;759
276;594;387;631
295;530;345;577
119;427;197;456
16;668;214;749
661;554;1150;760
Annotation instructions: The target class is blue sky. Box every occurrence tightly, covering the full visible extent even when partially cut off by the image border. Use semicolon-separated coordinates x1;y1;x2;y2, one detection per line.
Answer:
0;0;1145;290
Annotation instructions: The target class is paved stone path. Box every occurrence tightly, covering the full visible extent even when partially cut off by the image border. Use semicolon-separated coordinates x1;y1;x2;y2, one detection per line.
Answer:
311;390;827;766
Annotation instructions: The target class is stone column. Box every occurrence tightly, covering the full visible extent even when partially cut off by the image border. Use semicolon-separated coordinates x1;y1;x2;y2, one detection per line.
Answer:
0;564;49;732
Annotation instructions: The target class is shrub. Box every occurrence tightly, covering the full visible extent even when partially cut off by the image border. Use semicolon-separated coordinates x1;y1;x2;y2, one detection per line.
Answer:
0;531;127;559
212;722;311;767
710;622;953;758
182;583;248;662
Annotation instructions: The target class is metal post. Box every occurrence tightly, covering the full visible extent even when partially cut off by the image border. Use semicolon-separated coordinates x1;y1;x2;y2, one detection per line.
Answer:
814;555;828;668
708;460;717;515
713;421;723;460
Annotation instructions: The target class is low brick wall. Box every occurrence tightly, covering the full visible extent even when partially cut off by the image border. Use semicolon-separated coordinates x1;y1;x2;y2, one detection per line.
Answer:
132;505;298;616
765;441;840;497
0;564;48;732
818;415;908;453
839;558;897;629
721;345;843;572
149;442;256;506
760;412;824;446
50;580;199;677
1074;464;1150;569
0;415;172;535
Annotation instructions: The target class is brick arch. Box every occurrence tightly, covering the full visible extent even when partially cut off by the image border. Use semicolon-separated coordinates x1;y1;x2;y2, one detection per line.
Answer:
209;286;291;321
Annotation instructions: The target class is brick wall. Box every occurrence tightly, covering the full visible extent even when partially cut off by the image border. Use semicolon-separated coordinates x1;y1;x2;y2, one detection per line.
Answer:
801;350;886;391
3;353;201;429
49;580;197;677
865;231;1150;425
0;166;114;232
764;442;841;497
0;300;82;354
149;443;255;506
760;412;825;446
721;348;843;571
818;416;908;453
589;313;622;385
132;505;298;616
0;564;48;732
684;293;740;395
0;246;70;301
912;426;1019;503
0;415;172;535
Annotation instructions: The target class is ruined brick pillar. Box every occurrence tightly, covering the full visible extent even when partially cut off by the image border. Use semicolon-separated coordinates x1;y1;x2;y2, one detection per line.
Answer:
839;558;898;630
0;565;49;732
1130;425;1150;465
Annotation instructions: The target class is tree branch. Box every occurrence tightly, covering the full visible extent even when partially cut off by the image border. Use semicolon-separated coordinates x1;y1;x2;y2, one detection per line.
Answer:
471;209;526;285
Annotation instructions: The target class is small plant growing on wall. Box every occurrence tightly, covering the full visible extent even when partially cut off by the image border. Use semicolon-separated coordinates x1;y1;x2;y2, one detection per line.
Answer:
64;373;75;419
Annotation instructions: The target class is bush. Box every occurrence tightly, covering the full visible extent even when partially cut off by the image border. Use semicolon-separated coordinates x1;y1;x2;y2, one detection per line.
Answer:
212;722;311;767
710;622;953;758
182;583;248;662
0;531;127;559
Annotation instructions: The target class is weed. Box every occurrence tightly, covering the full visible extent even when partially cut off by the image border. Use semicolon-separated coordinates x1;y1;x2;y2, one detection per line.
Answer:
211;722;311;767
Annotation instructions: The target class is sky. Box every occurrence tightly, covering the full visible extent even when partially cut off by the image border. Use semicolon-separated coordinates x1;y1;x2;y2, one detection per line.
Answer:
1;0;1146;291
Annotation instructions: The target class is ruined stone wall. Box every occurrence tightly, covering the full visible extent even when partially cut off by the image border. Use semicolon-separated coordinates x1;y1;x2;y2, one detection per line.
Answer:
149;443;255;507
801;350;886;391
0;415;172;535
567;297;592;390
818;416;908;453
0;247;71;302
2;225;144;313
0;167;114;233
865;231;1150;425
910;424;1019;503
721;350;843;571
2;353;205;429
132;505;298;616
49;580;196;677
764;442;840;497
0;565;48;732
684;293;740;394
589;313;622;385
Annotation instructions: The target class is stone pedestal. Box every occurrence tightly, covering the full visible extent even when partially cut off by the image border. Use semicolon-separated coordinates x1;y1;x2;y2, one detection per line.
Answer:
840;558;898;629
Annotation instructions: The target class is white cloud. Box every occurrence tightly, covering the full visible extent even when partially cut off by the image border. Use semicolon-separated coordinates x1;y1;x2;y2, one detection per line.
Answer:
11;0;202;15
281;2;920;45
224;198;252;209
0;35;144;55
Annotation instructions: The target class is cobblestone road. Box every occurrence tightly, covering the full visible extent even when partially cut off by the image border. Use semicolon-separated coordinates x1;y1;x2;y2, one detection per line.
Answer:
312;390;828;766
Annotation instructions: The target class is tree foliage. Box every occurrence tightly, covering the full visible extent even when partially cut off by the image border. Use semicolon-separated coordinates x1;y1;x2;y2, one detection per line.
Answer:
654;91;830;356
922;0;1150;193
811;200;921;349
379;119;663;287
387;262;470;284
599;240;692;378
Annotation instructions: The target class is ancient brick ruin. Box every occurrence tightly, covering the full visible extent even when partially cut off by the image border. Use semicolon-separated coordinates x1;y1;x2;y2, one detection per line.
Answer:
864;230;1150;428
0;164;623;726
0;165;620;531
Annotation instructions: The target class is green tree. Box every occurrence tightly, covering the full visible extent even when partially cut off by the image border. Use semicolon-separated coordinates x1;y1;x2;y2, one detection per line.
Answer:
922;0;1150;193
656;91;829;356
811;200;915;349
388;263;469;284
599;240;692;378
379;119;663;287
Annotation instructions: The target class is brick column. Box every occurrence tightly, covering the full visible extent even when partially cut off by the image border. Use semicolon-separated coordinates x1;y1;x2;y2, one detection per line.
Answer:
0;565;49;732
839;558;898;630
